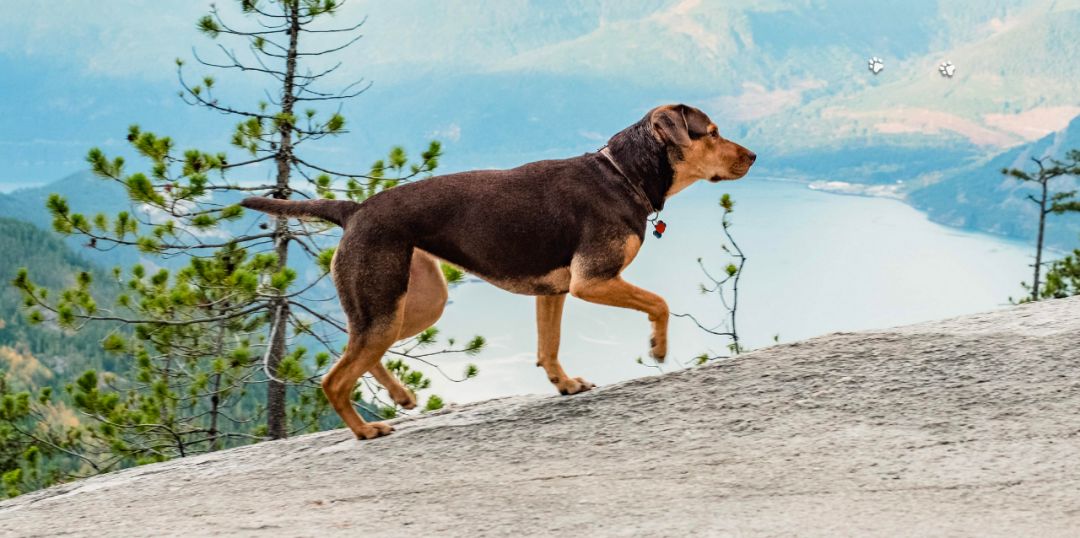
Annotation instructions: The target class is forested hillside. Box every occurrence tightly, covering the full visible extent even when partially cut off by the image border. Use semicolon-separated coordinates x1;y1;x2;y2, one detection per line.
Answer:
0;218;119;385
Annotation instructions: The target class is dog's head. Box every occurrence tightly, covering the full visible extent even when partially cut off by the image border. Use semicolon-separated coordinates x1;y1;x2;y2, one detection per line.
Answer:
648;104;756;196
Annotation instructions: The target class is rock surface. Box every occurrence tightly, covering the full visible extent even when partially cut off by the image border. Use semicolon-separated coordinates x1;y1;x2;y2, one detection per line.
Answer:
3;297;1080;537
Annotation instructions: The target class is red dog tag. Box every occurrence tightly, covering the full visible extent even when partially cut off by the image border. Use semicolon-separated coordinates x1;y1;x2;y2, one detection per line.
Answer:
652;220;667;238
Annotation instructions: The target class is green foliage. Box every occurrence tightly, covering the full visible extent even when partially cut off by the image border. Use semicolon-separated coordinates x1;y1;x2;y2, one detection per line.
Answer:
424;394;444;412
463;363;479;379
325;113;345;133
1040;249;1080;299
0;371;78;498
316;247;336;273
719;193;734;212
464;336;485;355
196;15;220;38
440;263;466;286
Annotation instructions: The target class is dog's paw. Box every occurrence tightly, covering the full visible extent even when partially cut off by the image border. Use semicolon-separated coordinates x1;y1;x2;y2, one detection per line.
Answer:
555;376;596;396
354;421;394;440
391;389;417;410
649;336;667;362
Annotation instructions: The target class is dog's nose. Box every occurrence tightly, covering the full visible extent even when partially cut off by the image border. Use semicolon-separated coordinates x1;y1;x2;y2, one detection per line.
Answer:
745;151;757;164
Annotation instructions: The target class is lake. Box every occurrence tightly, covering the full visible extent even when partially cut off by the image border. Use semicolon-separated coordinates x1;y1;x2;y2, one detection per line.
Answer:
413;178;1036;404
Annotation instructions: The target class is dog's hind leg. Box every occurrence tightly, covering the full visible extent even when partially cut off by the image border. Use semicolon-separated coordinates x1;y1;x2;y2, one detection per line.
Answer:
367;249;449;410
536;294;595;395
322;243;411;440
322;311;404;440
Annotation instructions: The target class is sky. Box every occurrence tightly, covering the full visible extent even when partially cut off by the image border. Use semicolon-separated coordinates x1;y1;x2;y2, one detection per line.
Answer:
0;2;218;187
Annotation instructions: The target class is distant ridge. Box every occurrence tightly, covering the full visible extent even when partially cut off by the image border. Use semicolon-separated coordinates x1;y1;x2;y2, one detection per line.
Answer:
910;113;1080;250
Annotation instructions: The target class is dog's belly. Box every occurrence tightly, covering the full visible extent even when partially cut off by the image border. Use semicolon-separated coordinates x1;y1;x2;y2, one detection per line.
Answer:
473;266;571;296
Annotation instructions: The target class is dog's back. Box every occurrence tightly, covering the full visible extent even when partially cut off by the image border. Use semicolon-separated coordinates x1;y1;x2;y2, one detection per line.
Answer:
348;154;646;285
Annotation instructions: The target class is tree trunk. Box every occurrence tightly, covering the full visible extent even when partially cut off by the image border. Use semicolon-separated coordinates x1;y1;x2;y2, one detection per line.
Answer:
1033;179;1049;302
265;299;289;439
208;316;227;450
265;4;302;440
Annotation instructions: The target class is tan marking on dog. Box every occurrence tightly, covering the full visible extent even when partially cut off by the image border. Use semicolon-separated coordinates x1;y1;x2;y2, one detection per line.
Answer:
333;249;446;412
368;361;417;410
398;249;449;340
622;234;643;270
568;235;642;282
668;126;753;197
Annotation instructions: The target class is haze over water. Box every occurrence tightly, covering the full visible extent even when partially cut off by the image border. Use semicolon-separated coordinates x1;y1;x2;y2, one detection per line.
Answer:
421;179;1034;403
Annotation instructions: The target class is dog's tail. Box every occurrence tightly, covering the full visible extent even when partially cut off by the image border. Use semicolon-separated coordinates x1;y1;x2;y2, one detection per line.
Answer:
239;197;359;227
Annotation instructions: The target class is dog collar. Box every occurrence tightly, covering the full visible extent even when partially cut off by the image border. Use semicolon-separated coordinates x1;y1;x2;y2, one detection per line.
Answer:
599;147;667;238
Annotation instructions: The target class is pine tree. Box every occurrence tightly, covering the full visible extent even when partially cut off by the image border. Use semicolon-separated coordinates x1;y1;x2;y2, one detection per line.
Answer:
13;0;482;475
1003;150;1080;302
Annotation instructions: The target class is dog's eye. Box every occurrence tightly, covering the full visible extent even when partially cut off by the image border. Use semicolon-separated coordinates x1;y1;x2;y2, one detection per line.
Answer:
709;130;720;138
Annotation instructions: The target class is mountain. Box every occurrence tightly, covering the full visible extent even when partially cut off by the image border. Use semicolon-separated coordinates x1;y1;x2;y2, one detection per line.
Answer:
7;1;1080;186
3;296;1079;536
0;171;140;268
746;0;1080;152
909;113;1080;250
330;0;1080;162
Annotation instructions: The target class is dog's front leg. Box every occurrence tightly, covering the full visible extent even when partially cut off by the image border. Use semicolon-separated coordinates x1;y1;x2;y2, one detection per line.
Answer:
536;294;595;395
569;277;669;361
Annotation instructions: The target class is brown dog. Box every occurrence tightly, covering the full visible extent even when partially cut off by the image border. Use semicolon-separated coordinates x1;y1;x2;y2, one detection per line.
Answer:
241;104;756;439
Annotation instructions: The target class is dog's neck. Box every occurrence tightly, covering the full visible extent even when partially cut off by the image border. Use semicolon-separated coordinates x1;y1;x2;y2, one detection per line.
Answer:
600;147;656;213
604;120;674;212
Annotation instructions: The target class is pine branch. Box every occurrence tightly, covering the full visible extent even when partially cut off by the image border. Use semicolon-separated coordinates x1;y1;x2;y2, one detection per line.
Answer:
299;15;366;33
193;46;285;79
295;33;364;56
178;66;274;119
294;79;372;102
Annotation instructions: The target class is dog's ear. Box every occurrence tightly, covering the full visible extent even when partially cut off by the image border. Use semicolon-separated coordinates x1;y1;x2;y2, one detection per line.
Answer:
651;105;692;147
652;104;711;147
682;106;712;139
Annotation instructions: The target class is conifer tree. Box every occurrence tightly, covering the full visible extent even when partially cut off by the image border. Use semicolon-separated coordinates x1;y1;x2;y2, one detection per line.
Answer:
14;0;481;465
1003;150;1080;302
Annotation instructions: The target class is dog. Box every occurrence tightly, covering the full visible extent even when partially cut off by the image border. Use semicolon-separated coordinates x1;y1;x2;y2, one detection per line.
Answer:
241;104;756;440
